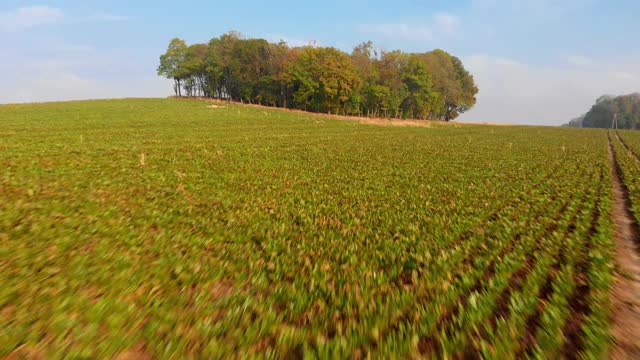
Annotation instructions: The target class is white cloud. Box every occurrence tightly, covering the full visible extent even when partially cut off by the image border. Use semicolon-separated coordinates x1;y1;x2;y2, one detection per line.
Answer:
566;55;597;67
84;12;130;22
44;41;96;54
21;72;94;102
357;23;433;41
433;12;460;36
263;33;318;47
611;71;636;81
0;6;130;32
471;0;597;18
0;38;170;104
458;54;640;125
6;75;170;104
357;12;461;42
1;69;171;104
0;6;64;31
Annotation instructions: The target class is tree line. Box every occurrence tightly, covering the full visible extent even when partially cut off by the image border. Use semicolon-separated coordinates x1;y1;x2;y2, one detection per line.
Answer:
563;93;640;129
158;31;478;121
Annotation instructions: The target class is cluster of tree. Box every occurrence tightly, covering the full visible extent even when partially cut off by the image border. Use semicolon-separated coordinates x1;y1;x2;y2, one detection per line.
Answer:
157;32;478;121
563;94;640;129
562;114;586;128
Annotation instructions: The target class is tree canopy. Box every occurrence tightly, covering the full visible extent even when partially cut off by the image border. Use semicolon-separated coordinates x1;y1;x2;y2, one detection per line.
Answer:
564;94;640;129
158;32;479;121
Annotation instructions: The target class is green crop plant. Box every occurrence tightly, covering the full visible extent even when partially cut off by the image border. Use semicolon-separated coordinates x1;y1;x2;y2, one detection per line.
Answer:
0;99;618;358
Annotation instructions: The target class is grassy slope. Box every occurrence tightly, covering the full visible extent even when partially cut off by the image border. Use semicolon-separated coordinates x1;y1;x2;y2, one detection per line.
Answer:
0;99;611;358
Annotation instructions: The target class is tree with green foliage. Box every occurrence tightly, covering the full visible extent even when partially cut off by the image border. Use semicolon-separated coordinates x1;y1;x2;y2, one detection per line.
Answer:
182;44;209;97
351;41;379;116
158;32;478;121
399;55;436;119
571;94;640;129
375;51;408;118
419;49;478;120
287;47;361;114
157;38;188;97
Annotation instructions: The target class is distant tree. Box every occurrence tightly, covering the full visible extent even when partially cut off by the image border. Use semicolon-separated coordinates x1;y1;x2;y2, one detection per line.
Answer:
581;93;640;129
351;41;378;116
375;51;408;118
231;38;273;103
419;49;478;120
450;56;478;119
158;38;188;96
562;114;586;128
399;55;436;119
158;32;479;121
182;44;208;97
287;46;361;114
256;42;290;106
274;46;302;108
204;37;224;99
216;32;243;101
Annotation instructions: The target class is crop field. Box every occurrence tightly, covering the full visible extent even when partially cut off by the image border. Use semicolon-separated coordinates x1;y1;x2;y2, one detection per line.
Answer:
0;98;626;358
612;129;640;225
610;131;640;219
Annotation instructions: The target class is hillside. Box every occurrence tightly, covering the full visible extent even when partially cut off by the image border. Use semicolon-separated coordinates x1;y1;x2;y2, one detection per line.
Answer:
0;98;636;358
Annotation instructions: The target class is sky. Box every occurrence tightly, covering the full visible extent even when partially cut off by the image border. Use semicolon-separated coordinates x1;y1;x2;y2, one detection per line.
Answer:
1;0;639;125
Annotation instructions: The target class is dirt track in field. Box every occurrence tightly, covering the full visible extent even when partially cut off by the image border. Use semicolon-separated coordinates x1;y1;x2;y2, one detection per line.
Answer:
607;134;640;359
173;97;514;127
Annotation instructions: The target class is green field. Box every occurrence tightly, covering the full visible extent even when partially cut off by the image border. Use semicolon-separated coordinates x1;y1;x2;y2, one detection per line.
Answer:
0;99;622;358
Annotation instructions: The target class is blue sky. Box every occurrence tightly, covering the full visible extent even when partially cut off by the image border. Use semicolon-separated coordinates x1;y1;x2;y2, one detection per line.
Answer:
1;0;639;125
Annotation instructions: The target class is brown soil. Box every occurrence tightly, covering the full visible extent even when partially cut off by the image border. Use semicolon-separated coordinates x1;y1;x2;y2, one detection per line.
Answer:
113;343;152;360
607;136;640;359
172;96;509;128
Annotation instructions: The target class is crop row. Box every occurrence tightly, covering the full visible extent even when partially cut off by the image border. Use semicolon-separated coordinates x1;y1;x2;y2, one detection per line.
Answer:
611;130;640;223
427;142;613;358
0;99;618;358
